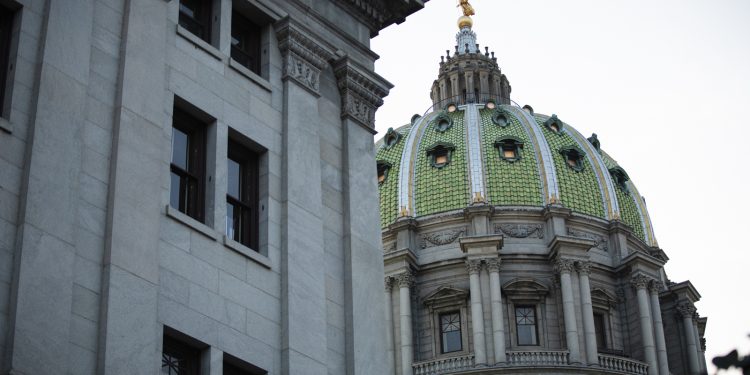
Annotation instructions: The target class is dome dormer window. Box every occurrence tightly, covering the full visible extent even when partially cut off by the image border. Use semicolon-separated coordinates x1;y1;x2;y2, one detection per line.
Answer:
494;136;523;162
609;166;630;192
383;128;402;148
560;146;585;172
544;114;564;133
491;108;511;127
485;101;496;110
432;112;454;133
376;161;392;185
426;142;456;169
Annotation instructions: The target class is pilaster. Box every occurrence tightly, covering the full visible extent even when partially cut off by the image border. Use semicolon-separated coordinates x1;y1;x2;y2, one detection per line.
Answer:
553;257;581;364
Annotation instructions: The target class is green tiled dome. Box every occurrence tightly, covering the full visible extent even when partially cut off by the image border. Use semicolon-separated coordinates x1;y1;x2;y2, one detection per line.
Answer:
375;105;657;246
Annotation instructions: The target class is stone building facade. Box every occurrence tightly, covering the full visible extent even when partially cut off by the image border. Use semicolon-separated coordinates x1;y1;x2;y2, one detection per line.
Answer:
0;0;425;374
377;15;708;375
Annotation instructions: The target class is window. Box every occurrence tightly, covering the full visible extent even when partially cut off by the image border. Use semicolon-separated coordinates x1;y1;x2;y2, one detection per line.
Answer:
171;106;207;222
515;305;539;346
559;146;585;172
544;114;563;133
231;10;262;74
423;286;469;357
439;311;463;353
491;109;509;127
0;4;17;118
426;143;455;169
162;327;206;375
494;137;523;162
383;127;401;148
433;112;454;132
179;0;213;43
227;140;260;250
594;313;607;350
376;161;391;185
224;353;267;375
609;166;630;192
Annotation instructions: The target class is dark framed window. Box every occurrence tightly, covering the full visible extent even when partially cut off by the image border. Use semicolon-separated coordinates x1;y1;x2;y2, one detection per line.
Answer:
376;161;391;185
226;140;259;250
0;4;16;118
426;142;455;169
439;311;462;353
224;353;268;375
231;10;262;74
179;0;212;43
494;137;523;162
594;312;608;350
162;327;205;375
515;305;539;346
560;146;585;172
171;107;207;222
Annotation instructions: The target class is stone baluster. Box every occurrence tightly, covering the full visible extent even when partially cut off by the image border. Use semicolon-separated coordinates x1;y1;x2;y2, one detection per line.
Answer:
485;258;506;364
676;303;700;374
554;258;581;364
466;259;487;366
385;277;396;375
631;275;658;375
396;271;415;375
648;281;669;375
576;261;599;366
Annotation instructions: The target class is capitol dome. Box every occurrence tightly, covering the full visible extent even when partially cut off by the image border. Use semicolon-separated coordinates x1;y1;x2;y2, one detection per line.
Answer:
377;9;706;375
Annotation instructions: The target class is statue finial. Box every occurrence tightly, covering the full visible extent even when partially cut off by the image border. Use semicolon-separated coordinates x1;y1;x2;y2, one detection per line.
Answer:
458;0;475;17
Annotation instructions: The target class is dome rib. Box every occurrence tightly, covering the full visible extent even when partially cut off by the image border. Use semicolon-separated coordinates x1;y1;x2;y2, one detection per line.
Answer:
464;104;487;202
626;180;658;247
397;111;437;217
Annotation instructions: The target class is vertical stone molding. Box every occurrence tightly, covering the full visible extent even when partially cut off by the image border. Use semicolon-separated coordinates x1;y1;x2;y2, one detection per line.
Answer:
631;275;659;375
576;261;598;366
676;303;700;374
275;19;334;96
648;281;670;375
395;271;414;375
553;257;581;364
384;277;396;375
466;259;487;365
485;258;506;364
333;57;393;131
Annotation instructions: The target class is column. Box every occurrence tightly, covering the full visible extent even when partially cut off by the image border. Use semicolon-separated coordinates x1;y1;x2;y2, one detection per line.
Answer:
576;262;598;366
396;272;414;375
631;275;658;375
384;277;396;375
486;259;506;364
693;317;706;374
467;260;487;366
676;303;699;374
554;258;581;364
648;282;669;375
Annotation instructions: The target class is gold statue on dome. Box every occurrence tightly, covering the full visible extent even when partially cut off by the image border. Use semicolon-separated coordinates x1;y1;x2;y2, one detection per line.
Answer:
458;0;475;16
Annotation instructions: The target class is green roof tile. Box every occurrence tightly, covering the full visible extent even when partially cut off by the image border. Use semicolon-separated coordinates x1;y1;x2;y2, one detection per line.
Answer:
376;125;411;228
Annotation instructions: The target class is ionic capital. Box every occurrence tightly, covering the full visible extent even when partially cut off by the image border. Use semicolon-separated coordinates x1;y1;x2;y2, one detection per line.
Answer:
630;274;651;290
575;261;592;276
553;258;575;275
395;271;414;288
485;258;501;273
466;259;482;275
676;302;696;318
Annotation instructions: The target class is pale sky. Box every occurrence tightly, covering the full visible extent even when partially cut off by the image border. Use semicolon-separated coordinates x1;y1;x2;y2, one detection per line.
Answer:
371;1;750;373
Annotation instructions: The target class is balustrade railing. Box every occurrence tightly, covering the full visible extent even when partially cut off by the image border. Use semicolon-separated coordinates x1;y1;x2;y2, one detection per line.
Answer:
506;350;570;366
598;353;649;374
412;354;474;375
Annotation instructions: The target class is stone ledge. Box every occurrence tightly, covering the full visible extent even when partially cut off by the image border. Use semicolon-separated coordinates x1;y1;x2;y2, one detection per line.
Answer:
176;25;224;62
228;59;272;92
223;235;271;269
165;205;219;241
0;117;12;134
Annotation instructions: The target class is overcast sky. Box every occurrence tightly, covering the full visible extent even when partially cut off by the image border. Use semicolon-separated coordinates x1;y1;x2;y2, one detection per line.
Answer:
371;1;750;373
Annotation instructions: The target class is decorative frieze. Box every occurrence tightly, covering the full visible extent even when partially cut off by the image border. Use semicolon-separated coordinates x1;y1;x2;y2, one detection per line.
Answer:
630;274;651;290
567;228;608;251
494;223;544;239
275;20;334;95
465;259;482;275
333;57;392;130
420;228;465;249
552;258;575;274
395;271;414;288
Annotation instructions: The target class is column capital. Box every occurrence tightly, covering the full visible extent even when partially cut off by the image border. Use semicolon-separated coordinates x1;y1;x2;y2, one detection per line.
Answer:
648;280;664;294
630;274;652;290
485;258;501;273
466;259;482;275
553;257;575;275
676;302;696;318
275;19;334;95
575;261;592;276
385;276;394;292
395;271;414;288
333;56;393;131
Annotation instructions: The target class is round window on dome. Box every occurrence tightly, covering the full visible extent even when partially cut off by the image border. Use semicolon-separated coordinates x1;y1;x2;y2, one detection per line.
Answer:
485;101;496;110
491;109;510;127
447;104;457;113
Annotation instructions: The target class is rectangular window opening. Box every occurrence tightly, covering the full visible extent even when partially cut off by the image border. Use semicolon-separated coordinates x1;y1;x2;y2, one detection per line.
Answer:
594;312;608;350
179;0;213;43
231;10;262;75
223;352;267;375
0;3;18;118
171;105;207;223
515;305;539;346
226;139;260;250
162;327;206;375
439;311;462;353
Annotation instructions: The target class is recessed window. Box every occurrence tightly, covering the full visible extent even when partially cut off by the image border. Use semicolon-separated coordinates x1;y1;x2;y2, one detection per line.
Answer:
231;10;262;75
433;112;454;132
491;109;509;127
427;143;455;169
609;167;630;192
227;140;260;250
179;0;213;43
376;161;391;185
494;137;523;162
383;128;401;148
224;353;268;375
162;327;206;375
440;311;463;353
515;305;539;346
544;114;564;133
171;106;207;222
594;312;608;350
0;4;18;118
560;146;585;172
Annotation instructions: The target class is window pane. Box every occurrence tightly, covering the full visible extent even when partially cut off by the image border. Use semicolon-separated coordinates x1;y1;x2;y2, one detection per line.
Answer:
517;325;537;345
170;172;182;209
226;203;236;240
172;128;189;170
227;158;241;199
443;330;462;353
440;312;462;353
516;306;538;346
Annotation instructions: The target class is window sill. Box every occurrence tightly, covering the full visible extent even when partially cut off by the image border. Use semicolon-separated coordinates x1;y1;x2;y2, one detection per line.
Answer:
165;205;219;241
176;25;224;62
228;59;272;92
0;117;12;134
223;235;271;269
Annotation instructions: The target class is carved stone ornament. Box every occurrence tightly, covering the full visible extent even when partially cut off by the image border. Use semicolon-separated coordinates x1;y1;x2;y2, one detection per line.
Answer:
420;228;465;249
465;259;482;275
383;242;396;253
275;20;334;95
575;261;592;276
676;302;696;318
630;274;651;290
648;280;663;294
384;277;393;292
494;223;544;239
567;228;608;251
485;258;501;273
553;258;575;274
333;57;392;130
395;271;414;288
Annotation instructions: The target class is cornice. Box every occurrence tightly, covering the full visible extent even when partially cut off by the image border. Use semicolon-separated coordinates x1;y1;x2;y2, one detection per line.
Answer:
667;280;702;303
548;235;596;257
459;235;504;254
616;250;666;274
328;0;428;37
